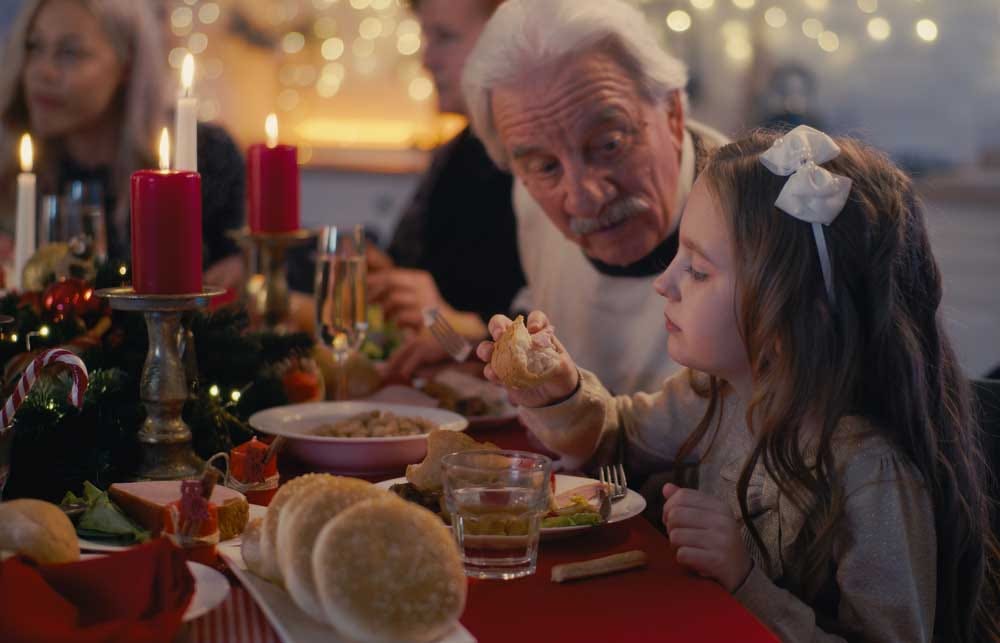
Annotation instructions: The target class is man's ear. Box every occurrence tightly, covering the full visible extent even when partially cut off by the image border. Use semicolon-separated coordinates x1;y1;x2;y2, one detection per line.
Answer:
665;90;685;149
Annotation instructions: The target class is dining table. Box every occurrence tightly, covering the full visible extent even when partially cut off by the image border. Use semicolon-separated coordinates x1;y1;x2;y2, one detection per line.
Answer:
177;419;779;643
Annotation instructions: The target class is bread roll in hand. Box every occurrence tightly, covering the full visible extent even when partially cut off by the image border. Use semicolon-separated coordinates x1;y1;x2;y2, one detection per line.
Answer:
477;312;579;408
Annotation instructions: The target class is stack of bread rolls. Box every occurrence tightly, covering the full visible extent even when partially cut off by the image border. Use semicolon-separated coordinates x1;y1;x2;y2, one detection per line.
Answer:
242;473;466;643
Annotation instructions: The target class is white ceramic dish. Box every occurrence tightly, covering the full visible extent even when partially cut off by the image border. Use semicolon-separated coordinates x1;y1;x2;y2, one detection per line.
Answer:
79;554;229;623
375;474;647;540
365;384;518;429
249;401;468;475
79;504;267;553
219;548;476;643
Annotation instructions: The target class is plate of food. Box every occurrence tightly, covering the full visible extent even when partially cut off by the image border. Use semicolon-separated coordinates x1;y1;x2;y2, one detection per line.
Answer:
366;370;518;429
249;401;467;476
218;472;475;643
376;429;646;540
62;479;262;553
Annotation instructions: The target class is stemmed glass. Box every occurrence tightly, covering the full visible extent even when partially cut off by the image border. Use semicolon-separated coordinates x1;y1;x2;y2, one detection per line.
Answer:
314;225;368;400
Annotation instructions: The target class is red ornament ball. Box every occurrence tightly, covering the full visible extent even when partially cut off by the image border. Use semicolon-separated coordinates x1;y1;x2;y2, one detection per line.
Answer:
42;278;98;320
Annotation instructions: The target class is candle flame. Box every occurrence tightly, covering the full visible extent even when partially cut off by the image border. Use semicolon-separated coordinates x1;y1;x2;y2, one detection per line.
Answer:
265;113;279;148
181;53;195;96
158;128;170;170
19;133;33;173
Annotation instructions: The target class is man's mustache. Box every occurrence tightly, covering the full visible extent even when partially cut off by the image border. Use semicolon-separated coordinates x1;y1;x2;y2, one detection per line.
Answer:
568;196;649;236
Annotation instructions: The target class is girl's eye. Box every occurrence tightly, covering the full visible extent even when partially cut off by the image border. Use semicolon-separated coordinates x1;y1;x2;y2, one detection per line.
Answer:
685;265;708;282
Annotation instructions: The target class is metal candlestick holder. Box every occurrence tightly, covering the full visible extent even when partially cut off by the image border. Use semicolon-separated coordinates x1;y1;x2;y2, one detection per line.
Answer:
228;228;316;332
96;286;224;480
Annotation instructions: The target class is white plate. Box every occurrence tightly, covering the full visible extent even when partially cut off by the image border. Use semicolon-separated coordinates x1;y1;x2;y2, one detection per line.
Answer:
375;474;647;540
79;554;229;623
249;401;468;475
219;549;475;643
79;504;267;553
185;561;230;622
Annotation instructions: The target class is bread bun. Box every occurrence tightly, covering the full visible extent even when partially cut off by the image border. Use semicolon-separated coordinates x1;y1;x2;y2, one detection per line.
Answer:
405;429;498;492
276;477;386;623
313;497;466;642
259;473;335;583
240;517;265;576
490;315;561;389
0;499;80;564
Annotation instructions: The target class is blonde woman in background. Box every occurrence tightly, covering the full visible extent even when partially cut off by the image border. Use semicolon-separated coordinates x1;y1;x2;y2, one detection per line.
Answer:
0;0;245;288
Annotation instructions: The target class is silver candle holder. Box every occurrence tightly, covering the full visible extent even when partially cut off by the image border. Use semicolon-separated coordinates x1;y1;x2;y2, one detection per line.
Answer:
96;286;224;480
228;228;316;332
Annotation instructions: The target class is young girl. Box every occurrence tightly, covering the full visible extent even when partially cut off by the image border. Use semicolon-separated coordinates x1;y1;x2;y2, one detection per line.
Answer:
477;126;1000;642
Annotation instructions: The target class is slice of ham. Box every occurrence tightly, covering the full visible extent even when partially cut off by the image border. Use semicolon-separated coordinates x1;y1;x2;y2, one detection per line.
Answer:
552;482;609;511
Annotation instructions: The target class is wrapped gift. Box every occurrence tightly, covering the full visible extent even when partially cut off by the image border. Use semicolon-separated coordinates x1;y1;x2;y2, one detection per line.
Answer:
228;437;279;505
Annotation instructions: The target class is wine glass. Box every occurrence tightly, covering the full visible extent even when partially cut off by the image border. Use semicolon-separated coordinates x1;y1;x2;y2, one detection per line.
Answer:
314;225;368;400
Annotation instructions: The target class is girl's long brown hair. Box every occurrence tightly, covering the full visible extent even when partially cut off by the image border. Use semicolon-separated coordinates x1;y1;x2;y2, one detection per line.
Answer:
674;130;999;641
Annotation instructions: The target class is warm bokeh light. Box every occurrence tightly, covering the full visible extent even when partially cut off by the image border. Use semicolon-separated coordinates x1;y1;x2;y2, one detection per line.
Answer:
867;17;891;41
158;128;170;171
690;0;714;8
198;3;220;25
282;32;306;54
857;0;878;14
802;18;824;39
397;33;420;56
322;37;345;61
916;19;938;42
818;30;840;52
764;7;787;28
804;0;828;11
359;17;383;40
725;38;753;61
732;0;755;9
266;113;279;148
19;133;32;173
666;10;692;32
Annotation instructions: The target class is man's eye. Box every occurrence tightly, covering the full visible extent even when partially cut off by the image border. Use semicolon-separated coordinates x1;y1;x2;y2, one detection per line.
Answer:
685;265;708;282
528;159;559;176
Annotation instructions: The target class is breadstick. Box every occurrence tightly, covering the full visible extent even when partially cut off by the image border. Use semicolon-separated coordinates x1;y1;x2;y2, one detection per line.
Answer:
550;550;648;583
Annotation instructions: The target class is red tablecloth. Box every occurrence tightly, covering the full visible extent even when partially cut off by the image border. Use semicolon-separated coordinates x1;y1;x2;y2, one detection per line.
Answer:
185;421;777;643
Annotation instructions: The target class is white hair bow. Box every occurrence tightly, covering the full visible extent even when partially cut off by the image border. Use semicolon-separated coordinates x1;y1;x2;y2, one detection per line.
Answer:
759;125;851;304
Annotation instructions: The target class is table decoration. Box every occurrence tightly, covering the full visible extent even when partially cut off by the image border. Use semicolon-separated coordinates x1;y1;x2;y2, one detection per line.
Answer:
13;134;36;291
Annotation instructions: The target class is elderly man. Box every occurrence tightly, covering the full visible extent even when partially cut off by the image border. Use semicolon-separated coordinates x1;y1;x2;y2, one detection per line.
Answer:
460;0;728;394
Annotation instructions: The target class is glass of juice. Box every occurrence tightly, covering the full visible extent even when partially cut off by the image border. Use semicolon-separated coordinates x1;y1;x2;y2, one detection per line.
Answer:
442;450;552;580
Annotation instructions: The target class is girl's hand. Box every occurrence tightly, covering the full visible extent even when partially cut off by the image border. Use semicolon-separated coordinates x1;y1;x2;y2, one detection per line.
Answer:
475;311;579;409
661;483;753;593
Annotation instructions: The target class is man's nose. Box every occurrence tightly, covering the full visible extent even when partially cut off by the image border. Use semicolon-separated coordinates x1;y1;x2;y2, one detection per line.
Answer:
562;167;616;219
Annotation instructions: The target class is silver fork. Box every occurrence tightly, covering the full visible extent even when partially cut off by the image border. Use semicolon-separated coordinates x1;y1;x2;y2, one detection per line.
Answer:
423;307;473;362
598;463;629;502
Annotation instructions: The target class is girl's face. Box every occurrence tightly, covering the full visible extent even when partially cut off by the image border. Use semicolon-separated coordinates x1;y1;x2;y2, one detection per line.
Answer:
654;178;749;382
22;0;125;139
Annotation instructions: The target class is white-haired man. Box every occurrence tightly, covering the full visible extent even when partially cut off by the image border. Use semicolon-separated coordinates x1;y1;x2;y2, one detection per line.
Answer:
463;0;727;394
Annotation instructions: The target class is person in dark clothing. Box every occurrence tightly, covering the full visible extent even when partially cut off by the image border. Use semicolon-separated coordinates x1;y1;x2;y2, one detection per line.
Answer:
374;125;523;327
0;0;244;289
56;121;244;272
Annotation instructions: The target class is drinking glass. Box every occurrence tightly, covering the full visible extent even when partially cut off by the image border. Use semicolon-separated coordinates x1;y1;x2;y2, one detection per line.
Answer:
314;225;368;400
442;450;552;580
38;181;107;262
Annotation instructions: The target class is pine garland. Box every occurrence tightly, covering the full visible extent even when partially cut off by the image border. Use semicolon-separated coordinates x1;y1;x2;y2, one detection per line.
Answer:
2;288;313;502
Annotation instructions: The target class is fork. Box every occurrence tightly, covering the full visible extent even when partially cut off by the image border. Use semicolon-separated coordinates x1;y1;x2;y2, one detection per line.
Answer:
598;463;629;502
423;307;473;362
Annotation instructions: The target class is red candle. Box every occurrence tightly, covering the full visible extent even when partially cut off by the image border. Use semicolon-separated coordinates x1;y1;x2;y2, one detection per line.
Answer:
130;129;202;294
247;114;300;233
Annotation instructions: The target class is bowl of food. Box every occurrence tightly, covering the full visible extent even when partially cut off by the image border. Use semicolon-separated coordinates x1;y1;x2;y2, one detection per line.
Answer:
248;402;468;476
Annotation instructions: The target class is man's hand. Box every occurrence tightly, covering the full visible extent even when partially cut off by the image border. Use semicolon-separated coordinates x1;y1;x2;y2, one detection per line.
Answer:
367;268;446;330
475;311;579;408
383;330;451;381
661;484;753;593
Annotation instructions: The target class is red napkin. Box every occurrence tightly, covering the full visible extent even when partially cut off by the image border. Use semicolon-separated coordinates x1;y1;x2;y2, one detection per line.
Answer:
0;538;195;643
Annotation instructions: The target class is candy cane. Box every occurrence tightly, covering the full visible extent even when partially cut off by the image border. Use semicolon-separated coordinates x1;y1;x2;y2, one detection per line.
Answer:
0;348;89;429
